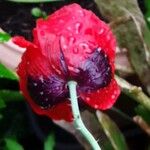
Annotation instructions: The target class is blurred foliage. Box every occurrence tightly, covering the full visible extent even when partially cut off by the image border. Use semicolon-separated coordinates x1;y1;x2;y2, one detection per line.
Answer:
0;96;6;109
0;64;17;80
0;32;11;43
31;7;47;18
44;133;55;150
0;64;56;149
145;0;150;29
135;105;150;124
4;138;24;150
96;111;128;150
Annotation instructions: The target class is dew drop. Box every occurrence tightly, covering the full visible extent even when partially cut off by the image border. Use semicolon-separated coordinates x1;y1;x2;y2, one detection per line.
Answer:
73;48;79;54
97;90;100;93
75;22;81;34
63;45;67;50
94;105;98;109
86;97;90;101
111;95;115;99
59;19;64;23
55;86;60;90
60;36;68;50
67;26;72;31
69;37;75;45
98;29;104;35
33;83;37;86
40;91;44;95
39;76;44;83
97;47;102;52
78;10;85;17
107;35;110;40
79;43;92;54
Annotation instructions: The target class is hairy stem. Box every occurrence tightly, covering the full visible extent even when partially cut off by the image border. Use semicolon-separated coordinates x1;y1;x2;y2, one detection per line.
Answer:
68;81;101;150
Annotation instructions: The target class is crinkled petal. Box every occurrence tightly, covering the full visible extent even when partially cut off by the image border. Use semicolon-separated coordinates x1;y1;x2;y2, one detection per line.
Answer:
34;3;116;75
16;38;72;121
80;79;120;110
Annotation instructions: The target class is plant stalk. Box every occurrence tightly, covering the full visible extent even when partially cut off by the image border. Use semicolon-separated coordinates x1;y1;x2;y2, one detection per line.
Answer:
68;81;101;150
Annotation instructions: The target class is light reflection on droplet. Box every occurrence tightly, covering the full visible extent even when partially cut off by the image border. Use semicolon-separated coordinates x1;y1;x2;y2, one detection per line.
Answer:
75;22;81;34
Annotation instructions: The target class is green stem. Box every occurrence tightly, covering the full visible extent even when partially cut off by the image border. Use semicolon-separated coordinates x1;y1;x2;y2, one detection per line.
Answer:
68;81;101;150
115;75;150;111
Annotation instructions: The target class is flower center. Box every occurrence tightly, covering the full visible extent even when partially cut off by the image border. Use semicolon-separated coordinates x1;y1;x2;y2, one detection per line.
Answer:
27;48;111;109
27;75;68;109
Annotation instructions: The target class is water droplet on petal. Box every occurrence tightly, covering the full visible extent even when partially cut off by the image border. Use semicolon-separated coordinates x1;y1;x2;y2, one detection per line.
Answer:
94;105;98;109
40;91;44;95
69;37;75;45
86;97;90;101
107;35;110;40
63;45;67;50
60;36;68;50
79;43;92;54
67;26;72;31
111;95;115;99
75;22;81;34
98;29;104;35
73;48;79;54
78;10;85;17
97;47;102;52
59;19;64;23
39;76;44;83
33;83;37;86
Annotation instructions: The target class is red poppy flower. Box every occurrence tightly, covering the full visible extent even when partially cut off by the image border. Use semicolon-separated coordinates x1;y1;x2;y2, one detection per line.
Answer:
13;3;120;122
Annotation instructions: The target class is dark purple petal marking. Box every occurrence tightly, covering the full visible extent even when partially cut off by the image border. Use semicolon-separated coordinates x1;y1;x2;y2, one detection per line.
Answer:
27;75;68;109
74;48;112;93
27;48;111;109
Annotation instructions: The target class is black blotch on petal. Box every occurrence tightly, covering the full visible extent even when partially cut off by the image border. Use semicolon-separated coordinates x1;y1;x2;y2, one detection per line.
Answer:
27;75;68;109
74;48;112;93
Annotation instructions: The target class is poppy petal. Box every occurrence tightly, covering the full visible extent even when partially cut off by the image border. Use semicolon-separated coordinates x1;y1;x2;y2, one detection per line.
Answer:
17;40;72;121
12;36;34;48
34;4;116;75
80;79;120;110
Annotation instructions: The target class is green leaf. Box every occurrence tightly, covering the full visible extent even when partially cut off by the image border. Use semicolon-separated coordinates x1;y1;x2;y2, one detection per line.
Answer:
0;32;11;43
0;96;6;109
0;114;3;119
0;64;18;80
4;138;24;150
96;111;128;150
0;90;23;103
135;105;150;124
145;0;150;10
44;133;55;150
